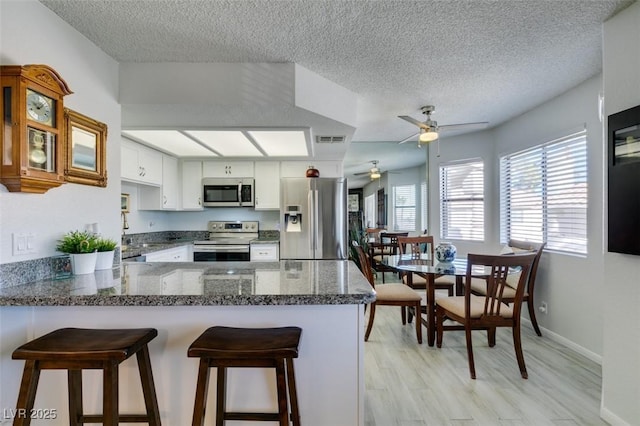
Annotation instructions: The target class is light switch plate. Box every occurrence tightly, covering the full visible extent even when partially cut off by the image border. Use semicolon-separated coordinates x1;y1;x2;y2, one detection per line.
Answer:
12;232;36;255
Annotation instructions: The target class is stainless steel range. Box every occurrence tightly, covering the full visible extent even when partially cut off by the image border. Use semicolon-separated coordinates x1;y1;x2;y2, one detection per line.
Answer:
193;221;258;262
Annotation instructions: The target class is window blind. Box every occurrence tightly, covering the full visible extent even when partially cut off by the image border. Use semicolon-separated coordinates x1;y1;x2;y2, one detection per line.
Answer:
421;181;428;233
439;160;484;241
500;130;587;254
393;184;416;231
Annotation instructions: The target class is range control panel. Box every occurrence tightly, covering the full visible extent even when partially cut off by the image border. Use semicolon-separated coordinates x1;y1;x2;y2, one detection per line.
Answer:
207;221;259;233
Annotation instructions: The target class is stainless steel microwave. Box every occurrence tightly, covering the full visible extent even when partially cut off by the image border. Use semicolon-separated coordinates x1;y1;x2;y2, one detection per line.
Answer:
202;178;254;207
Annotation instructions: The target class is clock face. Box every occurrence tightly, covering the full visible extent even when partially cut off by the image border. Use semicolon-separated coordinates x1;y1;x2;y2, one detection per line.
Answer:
26;89;55;126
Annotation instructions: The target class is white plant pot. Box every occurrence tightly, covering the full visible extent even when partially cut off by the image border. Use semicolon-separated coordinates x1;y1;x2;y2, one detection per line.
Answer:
70;252;97;275
95;250;115;270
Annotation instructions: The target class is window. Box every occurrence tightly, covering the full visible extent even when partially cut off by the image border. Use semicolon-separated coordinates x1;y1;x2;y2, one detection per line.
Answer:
439;160;484;241
500;130;587;255
364;193;376;228
393;184;416;231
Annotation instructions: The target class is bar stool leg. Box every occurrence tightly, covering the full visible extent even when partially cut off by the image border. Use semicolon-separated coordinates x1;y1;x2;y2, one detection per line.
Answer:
215;367;226;426
136;345;161;426
285;358;300;426
14;360;41;426
275;361;289;426
192;359;211;426
103;361;119;426
67;370;82;426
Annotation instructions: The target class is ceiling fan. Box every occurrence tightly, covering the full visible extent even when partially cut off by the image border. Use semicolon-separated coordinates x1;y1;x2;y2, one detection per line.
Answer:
398;105;489;145
354;160;383;180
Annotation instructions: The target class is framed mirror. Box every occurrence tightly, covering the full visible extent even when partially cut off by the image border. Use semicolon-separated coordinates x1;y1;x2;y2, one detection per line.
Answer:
64;108;107;187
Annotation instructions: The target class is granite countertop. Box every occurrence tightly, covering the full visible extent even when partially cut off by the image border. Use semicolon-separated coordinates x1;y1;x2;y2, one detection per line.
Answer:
121;240;194;259
250;237;280;244
0;260;375;307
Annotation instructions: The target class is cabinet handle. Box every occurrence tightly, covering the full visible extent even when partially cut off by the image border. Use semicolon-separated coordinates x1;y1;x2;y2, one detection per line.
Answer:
163;195;167;205
198;197;202;206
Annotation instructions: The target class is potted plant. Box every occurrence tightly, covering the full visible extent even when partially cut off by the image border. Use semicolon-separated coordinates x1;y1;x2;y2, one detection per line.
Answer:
56;230;98;275
95;237;118;270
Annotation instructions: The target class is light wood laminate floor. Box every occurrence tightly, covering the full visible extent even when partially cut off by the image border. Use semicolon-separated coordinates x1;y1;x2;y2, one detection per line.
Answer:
364;276;605;426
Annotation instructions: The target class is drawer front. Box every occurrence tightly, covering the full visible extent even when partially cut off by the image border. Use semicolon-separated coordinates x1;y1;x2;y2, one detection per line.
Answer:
250;244;279;262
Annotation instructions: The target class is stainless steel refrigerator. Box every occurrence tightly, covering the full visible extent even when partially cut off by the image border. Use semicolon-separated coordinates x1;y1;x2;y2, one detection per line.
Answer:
280;177;348;260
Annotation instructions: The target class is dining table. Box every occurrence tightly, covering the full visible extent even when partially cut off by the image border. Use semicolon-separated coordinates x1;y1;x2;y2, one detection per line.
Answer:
381;254;491;346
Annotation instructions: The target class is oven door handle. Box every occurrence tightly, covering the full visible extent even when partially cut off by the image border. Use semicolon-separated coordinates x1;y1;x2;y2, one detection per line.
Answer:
194;245;250;252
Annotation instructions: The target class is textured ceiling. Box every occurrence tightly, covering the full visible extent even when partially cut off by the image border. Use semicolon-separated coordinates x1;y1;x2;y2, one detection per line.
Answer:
39;0;634;187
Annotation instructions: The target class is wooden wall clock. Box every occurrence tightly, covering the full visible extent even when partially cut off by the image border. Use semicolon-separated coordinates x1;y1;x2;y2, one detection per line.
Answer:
0;64;73;193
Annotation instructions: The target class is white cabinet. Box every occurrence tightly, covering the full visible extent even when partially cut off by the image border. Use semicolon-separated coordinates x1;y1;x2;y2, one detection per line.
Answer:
254;270;281;294
250;243;279;262
144;245;192;262
203;161;254;177
162;155;178;209
121;138;162;185
280;161;343;178
138;154;179;210
181;160;203;210
254;162;280;210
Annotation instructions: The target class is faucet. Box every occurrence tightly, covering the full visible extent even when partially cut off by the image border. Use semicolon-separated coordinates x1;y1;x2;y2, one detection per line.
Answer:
121;211;129;236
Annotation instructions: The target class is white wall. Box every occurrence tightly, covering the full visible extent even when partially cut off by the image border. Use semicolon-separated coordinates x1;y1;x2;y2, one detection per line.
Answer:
601;2;640;424
0;0;121;265
427;76;605;361
0;0;121;412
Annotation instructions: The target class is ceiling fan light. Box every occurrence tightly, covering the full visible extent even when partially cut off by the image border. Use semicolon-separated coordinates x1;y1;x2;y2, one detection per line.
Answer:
370;171;381;179
419;129;439;142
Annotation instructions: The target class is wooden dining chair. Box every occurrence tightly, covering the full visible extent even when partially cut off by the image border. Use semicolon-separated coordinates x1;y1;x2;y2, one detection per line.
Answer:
397;235;455;297
435;252;537;379
468;240;546;336
370;232;408;283
353;243;423;343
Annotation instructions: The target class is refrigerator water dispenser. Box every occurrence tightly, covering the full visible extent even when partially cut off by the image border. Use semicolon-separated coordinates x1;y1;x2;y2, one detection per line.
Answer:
284;205;302;232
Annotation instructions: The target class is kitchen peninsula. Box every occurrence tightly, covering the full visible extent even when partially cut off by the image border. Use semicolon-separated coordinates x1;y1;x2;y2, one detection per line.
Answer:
0;260;375;426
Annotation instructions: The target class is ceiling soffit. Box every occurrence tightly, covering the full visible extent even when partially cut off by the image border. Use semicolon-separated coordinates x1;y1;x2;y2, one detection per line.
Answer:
119;62;356;160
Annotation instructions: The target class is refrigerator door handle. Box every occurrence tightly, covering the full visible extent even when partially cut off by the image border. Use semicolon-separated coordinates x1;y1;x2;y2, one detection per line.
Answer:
308;188;315;253
314;189;319;253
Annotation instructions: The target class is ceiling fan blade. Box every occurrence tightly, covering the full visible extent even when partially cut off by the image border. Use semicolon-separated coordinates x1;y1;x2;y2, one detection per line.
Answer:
398;131;420;144
438;121;489;133
353;171;371;176
398;115;430;130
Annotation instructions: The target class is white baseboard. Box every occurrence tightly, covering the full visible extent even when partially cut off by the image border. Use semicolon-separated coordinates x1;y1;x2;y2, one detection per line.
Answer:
521;318;602;365
600;406;632;426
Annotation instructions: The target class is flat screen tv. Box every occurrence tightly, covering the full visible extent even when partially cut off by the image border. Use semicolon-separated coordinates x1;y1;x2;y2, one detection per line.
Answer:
607;104;640;256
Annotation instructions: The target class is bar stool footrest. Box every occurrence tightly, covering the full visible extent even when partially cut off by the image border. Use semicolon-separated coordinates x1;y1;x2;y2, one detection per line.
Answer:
225;412;281;421
81;414;154;423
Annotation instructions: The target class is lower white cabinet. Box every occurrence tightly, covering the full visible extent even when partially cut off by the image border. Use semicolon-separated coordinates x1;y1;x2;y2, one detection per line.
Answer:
144;245;192;262
254;270;281;294
250;243;279;262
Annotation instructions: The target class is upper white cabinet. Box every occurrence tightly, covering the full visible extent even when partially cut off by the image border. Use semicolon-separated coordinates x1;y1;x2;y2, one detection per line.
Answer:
280;161;342;178
254;162;280;210
161;155;178;209
121;138;162;185
181;160;203;210
203;161;254;178
138;154;178;210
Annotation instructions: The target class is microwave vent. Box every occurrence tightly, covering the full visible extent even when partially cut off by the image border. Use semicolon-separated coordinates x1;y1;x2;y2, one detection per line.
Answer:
316;135;345;144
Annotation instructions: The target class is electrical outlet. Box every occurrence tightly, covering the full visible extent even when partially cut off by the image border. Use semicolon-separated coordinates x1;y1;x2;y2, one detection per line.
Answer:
539;301;548;314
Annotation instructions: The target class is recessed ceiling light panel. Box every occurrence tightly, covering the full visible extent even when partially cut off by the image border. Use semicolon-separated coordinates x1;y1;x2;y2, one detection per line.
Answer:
122;130;217;157
186;131;263;156
249;130;308;156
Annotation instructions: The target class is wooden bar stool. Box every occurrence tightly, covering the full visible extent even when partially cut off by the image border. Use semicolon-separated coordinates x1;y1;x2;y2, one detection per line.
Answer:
188;326;302;426
11;327;161;426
